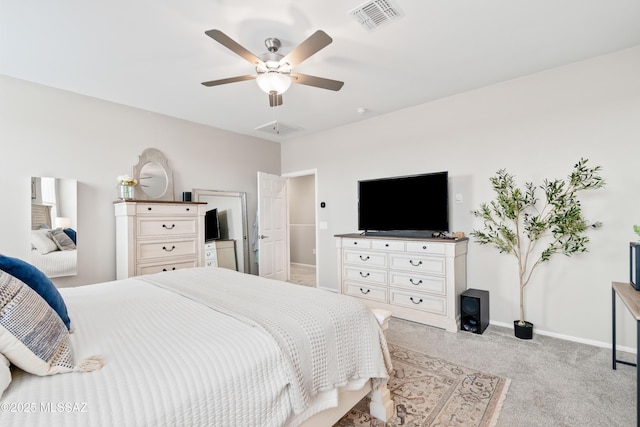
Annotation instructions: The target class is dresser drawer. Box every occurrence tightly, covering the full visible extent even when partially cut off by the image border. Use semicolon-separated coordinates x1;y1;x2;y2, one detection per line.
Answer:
138;217;198;237
344;250;386;267
406;241;446;255
204;241;218;260
342;238;371;249
137;238;198;260
390;290;446;315
204;249;218;261
390;272;446;295
344;282;387;302
371;239;404;251
137;258;198;276
390;254;446;274
344;266;387;285
136;204;199;216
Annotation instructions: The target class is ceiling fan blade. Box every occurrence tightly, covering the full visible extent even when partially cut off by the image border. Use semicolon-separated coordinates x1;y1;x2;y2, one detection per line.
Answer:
280;30;332;68
268;92;283;107
205;29;262;66
290;73;344;91
201;75;256;87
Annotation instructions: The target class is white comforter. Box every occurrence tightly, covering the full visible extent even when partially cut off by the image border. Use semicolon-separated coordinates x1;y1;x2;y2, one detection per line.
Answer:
30;248;76;278
0;267;390;427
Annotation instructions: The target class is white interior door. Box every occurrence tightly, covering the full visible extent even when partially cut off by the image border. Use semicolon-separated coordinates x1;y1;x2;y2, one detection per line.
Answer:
257;171;288;280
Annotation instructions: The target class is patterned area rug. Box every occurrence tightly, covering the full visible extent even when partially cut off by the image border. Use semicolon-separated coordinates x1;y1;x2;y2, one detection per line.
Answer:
335;344;510;427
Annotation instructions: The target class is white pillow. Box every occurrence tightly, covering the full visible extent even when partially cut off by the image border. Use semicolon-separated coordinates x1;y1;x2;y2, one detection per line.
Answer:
0;353;10;399
30;229;58;254
48;228;76;251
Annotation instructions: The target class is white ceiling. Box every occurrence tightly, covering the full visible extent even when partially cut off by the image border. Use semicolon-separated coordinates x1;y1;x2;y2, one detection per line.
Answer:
2;0;640;142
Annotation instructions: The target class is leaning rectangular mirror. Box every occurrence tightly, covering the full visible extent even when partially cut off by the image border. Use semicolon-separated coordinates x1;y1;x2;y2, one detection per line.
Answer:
193;189;250;274
30;177;78;277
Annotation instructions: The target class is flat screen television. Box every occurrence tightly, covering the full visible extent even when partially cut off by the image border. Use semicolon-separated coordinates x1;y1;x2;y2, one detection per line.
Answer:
205;208;220;241
358;171;448;237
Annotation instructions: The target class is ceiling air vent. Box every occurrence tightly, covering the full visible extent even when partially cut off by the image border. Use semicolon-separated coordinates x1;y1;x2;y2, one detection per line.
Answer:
255;121;304;137
349;0;404;31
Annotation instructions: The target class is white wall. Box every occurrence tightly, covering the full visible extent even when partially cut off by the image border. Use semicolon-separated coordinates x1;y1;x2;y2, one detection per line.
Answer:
0;75;280;286
281;46;640;348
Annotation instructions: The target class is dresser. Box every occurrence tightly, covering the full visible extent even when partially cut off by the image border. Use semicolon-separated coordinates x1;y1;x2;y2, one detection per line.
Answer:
204;239;237;270
335;234;468;332
115;201;207;279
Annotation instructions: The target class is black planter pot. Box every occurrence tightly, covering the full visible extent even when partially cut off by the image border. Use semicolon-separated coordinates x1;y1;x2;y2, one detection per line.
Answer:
514;320;534;339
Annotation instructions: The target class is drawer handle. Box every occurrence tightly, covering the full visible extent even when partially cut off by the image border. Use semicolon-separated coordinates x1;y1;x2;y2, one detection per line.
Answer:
422;246;427;250
359;272;370;278
162;245;176;252
148;207;152;211
185;207;190;211
410;260;423;267
359;255;370;261
162;267;177;272
359;288;370;295
410;297;423;304
385;243;389;247
162;224;176;230
410;279;423;285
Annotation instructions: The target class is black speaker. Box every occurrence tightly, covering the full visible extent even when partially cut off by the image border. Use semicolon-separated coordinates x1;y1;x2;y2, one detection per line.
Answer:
460;289;490;334
631;242;640;290
182;191;192;202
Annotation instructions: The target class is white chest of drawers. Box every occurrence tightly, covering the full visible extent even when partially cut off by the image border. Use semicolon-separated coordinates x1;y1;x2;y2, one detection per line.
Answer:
204;240;237;270
336;234;468;332
204;241;219;268
115;201;206;279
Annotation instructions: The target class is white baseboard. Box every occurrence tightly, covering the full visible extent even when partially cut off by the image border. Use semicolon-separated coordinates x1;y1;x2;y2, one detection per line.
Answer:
490;320;636;355
290;262;316;268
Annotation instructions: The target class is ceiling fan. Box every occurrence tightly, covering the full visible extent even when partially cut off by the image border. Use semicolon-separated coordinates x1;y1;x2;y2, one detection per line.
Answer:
201;29;344;107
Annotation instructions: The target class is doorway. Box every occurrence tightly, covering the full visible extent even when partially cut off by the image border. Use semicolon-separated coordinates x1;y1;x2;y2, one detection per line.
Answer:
285;171;317;287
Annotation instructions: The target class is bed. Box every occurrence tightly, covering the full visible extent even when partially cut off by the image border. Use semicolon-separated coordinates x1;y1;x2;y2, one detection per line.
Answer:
0;266;393;426
30;204;77;278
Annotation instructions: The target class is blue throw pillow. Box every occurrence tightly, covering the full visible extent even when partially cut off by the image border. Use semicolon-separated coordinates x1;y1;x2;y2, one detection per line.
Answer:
63;228;76;244
0;254;71;330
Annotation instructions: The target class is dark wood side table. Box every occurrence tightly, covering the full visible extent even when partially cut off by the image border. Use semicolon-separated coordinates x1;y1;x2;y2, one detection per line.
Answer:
611;281;640;425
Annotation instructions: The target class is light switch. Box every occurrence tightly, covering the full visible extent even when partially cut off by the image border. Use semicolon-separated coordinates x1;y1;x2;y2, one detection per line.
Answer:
455;193;463;204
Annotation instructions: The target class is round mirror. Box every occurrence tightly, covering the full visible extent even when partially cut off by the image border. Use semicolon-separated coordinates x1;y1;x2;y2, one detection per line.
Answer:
132;148;174;201
139;162;168;199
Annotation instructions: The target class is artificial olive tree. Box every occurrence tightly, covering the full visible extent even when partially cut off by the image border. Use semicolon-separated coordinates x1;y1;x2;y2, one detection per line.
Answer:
471;158;605;326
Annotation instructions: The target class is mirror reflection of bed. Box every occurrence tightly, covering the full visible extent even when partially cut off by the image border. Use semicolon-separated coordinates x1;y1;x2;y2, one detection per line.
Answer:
30;177;78;278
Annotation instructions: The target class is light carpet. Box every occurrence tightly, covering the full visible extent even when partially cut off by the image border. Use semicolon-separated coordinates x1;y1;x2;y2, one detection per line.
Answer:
335;343;510;427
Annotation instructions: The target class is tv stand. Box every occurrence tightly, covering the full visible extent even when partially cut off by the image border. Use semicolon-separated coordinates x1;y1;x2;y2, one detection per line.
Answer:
335;233;468;332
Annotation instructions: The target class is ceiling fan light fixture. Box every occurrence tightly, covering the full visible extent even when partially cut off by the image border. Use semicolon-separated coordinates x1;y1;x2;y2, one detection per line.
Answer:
256;71;291;95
